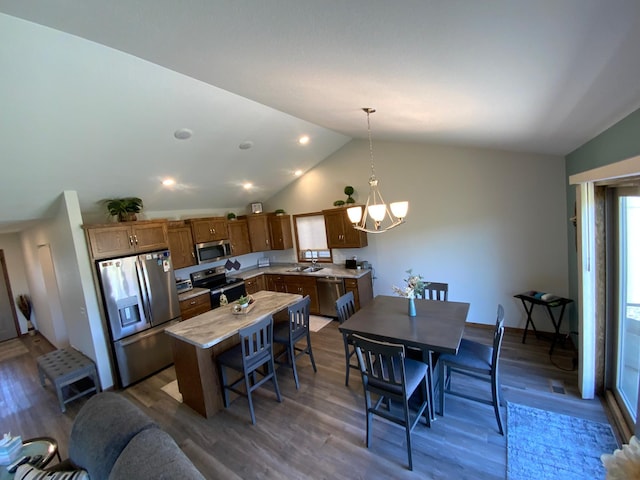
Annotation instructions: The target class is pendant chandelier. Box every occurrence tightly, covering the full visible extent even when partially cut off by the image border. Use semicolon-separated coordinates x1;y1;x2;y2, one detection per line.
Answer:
347;108;408;233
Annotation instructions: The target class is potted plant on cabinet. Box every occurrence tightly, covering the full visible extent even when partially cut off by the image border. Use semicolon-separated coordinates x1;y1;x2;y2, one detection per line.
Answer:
104;197;143;222
227;212;237;221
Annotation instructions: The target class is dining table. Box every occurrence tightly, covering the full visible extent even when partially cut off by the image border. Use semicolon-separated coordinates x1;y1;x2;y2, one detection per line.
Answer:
338;294;470;420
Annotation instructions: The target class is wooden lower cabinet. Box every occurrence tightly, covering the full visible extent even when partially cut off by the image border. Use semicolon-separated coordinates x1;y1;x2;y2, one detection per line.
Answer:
179;293;211;320
265;274;287;293
245;275;266;295
344;271;373;311
284;275;320;315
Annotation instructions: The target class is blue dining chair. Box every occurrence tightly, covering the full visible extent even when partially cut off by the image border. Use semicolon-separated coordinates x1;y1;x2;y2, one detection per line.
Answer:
351;334;430;471
335;291;358;386
217;314;282;425
437;304;505;434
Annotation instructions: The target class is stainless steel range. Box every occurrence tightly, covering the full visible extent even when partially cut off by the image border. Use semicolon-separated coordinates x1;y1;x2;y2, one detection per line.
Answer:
190;266;246;309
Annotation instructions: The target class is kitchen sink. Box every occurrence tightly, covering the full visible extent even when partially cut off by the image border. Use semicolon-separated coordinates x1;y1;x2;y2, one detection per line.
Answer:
304;266;324;272
287;266;307;272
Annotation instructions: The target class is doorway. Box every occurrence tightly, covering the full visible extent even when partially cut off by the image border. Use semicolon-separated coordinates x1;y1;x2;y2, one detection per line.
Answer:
0;250;19;342
606;186;640;431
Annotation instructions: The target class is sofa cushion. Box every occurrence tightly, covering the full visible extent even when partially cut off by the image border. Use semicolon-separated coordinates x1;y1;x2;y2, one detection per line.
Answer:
69;392;157;480
108;428;205;479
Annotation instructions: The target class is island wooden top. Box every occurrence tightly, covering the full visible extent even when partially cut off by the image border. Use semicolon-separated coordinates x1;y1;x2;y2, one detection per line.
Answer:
165;290;302;349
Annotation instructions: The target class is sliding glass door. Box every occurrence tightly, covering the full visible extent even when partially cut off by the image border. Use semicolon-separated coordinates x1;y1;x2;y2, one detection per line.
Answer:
611;188;640;426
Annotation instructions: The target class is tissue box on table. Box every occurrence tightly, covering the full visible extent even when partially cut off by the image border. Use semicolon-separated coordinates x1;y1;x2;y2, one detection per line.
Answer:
0;433;22;464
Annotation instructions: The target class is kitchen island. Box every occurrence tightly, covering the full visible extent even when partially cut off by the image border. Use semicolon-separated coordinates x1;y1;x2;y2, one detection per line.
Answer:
164;290;302;418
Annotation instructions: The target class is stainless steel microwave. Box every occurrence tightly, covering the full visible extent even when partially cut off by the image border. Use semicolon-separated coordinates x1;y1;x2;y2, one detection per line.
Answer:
195;239;232;265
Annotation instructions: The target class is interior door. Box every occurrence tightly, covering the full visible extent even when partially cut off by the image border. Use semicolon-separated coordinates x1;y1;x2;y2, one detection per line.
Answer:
0;251;19;342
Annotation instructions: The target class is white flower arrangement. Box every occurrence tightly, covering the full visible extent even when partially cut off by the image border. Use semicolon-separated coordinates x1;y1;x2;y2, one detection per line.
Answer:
602;435;640;479
392;269;427;299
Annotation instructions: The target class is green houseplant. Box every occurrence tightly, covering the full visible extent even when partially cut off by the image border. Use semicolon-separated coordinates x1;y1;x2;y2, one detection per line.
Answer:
227;212;237;221
104;197;143;222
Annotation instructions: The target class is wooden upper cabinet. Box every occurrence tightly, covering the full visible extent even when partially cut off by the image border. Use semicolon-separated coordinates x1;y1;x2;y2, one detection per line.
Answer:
269;214;293;250
188;217;228;244
167;223;196;269
227;219;252;256
323;207;368;248
246;214;271;252
85;220;169;260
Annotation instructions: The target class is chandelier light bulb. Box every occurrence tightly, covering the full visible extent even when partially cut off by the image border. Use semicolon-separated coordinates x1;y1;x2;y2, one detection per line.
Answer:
390;201;409;220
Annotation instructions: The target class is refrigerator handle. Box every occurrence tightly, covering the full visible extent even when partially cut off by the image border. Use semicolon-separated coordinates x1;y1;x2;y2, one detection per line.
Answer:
136;258;153;323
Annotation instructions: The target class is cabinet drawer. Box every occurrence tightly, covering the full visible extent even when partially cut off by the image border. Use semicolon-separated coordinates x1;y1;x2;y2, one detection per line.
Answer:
179;293;211;320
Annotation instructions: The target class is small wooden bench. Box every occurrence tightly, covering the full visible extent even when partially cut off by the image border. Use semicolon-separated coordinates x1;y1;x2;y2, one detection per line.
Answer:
37;348;100;412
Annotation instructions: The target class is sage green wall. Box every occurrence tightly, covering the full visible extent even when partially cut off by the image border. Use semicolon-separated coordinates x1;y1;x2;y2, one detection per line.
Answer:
565;108;640;332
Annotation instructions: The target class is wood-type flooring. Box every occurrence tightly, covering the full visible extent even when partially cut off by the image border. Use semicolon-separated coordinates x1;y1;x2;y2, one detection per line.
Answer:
0;322;615;479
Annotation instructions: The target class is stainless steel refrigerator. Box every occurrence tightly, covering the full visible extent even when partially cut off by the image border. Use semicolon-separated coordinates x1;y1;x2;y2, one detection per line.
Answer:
97;249;180;387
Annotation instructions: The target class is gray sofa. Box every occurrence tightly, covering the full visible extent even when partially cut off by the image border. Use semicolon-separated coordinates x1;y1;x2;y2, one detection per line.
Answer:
52;392;205;480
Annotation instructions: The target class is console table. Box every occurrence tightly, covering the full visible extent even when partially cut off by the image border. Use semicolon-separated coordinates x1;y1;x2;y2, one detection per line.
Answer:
514;291;573;354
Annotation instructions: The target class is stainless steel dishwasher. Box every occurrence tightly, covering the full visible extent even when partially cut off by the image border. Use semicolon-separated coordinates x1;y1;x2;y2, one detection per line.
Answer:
317;276;345;317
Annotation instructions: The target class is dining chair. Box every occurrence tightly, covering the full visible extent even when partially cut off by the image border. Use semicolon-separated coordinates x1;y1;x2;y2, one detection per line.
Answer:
436;304;505;434
335;291;358;386
217;314;282;425
273;295;317;389
420;282;448;301
351;334;430;471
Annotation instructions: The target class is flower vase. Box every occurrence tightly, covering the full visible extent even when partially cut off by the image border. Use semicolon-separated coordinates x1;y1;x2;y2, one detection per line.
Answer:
408;297;416;317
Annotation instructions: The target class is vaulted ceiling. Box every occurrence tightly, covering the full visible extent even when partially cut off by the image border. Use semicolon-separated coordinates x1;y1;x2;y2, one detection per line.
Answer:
2;1;640;232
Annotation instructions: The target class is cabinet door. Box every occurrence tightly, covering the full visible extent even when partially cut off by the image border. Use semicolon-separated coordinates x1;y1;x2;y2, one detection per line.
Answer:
168;226;196;269
131;222;169;252
269;215;293;250
247;215;271;252
323;208;368;248
190;217;227;243
266;274;286;292
87;225;135;259
323;209;346;248
284;275;319;314
245;275;266;295
344;271;373;311
209;217;228;240
227;219;251;256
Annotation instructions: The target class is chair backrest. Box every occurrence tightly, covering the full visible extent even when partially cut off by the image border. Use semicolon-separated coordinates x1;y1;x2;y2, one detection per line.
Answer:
287;295;311;341
238;315;274;371
423;282;448;301
335;291;356;324
492;304;505;367
351;334;407;396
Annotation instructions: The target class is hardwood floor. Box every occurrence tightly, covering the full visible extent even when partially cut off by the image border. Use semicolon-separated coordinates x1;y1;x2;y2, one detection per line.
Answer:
0;323;616;479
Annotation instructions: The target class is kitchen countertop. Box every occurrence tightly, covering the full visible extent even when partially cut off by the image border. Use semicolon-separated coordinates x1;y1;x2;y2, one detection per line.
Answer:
232;263;372;280
165;290;302;348
178;287;209;302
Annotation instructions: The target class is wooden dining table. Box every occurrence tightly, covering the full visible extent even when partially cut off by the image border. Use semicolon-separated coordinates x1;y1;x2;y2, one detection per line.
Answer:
338;295;470;419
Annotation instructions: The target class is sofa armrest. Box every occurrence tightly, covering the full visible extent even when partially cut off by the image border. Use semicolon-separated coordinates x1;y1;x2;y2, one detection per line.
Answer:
69;392;157;480
108;428;205;479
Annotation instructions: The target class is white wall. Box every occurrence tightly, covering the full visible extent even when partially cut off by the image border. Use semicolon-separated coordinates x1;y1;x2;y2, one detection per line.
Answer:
21;191;114;389
268;139;569;330
0;233;30;333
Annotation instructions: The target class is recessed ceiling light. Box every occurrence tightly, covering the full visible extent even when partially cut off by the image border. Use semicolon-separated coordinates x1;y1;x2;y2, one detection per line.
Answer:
243;183;253;189
174;128;193;140
162;178;176;186
294;170;303;176
239;141;254;150
298;135;310;145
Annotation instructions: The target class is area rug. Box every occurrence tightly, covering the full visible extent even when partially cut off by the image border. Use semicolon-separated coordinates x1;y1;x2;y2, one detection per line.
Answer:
161;380;183;403
309;315;333;332
507;402;618;480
